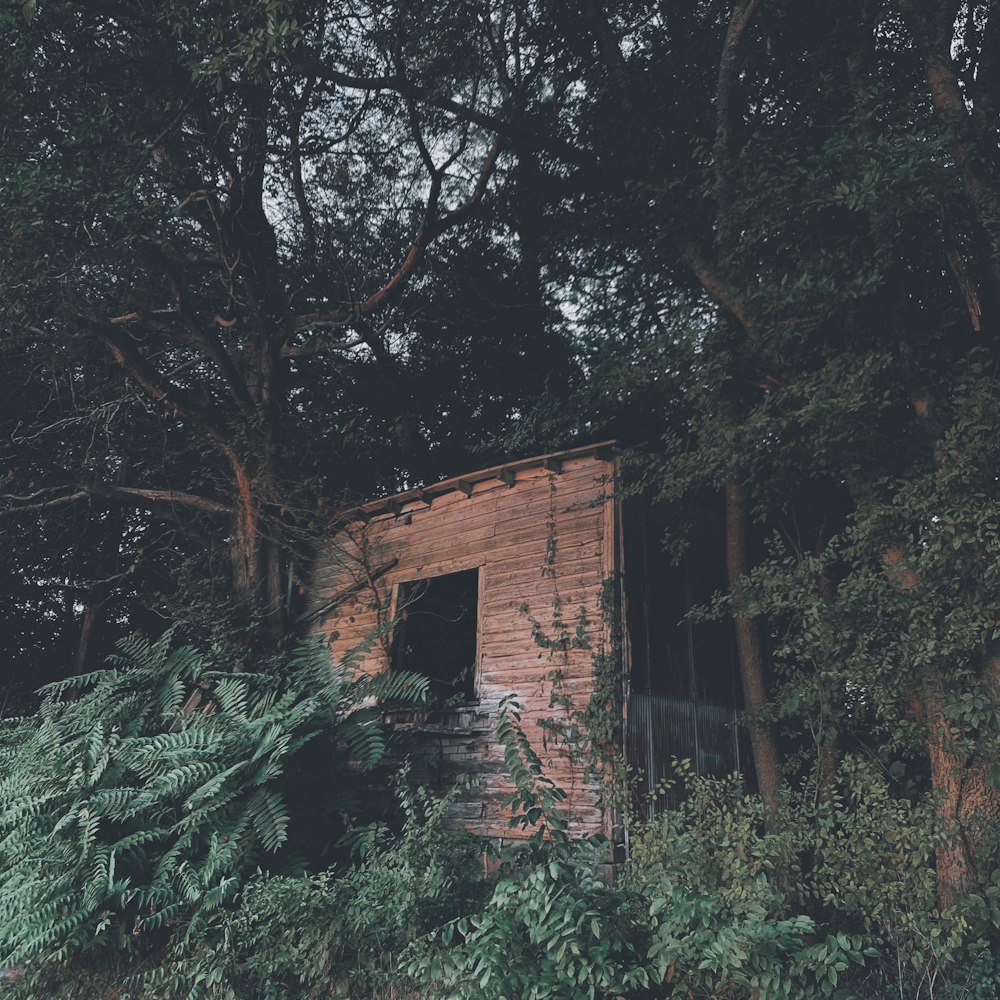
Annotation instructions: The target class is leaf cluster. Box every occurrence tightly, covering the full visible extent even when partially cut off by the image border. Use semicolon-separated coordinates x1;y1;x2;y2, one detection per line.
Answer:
0;627;428;997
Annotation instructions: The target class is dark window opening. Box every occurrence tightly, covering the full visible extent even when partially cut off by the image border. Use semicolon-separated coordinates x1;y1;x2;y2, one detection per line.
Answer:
392;569;479;703
623;498;754;814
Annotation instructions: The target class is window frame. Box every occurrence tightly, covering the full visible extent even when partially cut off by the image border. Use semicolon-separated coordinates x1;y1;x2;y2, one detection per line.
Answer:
388;563;485;704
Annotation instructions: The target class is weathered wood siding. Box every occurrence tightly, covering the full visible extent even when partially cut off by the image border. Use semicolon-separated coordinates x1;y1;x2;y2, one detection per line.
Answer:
308;452;617;840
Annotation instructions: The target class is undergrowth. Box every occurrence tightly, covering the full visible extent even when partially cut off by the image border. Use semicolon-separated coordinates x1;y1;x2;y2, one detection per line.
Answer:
0;627;428;998
3;634;1000;999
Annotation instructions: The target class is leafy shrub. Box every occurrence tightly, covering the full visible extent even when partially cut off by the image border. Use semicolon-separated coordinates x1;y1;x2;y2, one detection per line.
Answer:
625;758;1000;998
404;697;656;1000
408;706;872;1000
408;836;874;1000
643;879;874;999
407;836;655;1000
222;769;487;999
0;628;427;998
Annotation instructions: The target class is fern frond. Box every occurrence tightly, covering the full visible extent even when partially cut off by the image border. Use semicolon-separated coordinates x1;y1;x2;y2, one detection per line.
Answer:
248;789;290;853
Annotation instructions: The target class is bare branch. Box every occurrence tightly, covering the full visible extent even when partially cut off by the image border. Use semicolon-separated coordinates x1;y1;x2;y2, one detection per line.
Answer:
0;485;71;503
88;318;235;454
357;135;503;318
106;486;232;513
313;66;506;132
0;482;232;521
429;134;503;237
393;39;438;179
0;490;92;519
281;337;365;359
311;63;586;166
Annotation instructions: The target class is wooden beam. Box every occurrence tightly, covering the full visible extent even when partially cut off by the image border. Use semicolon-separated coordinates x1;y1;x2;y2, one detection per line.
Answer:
344;439;618;518
456;479;475;497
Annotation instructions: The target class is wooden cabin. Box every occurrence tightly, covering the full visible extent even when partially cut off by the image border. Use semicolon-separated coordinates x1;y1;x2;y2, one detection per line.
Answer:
306;442;750;843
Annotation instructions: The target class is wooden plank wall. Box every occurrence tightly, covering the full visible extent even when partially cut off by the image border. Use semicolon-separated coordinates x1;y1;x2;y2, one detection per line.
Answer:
308;453;616;840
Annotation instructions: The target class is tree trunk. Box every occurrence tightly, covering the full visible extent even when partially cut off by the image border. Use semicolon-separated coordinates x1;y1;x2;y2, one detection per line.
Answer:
73;508;126;676
917;680;1000;910
862;518;1000;908
230;460;287;643
725;480;782;812
897;0;1000;322
925;648;1000;909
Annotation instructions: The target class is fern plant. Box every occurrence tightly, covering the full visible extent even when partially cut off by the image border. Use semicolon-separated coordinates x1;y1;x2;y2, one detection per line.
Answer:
0;627;428;997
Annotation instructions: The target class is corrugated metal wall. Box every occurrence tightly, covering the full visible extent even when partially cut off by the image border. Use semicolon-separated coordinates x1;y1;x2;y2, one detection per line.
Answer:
625;693;752;815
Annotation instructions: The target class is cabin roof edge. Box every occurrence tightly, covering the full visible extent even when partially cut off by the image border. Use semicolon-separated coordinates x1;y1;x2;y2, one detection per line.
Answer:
339;439;620;523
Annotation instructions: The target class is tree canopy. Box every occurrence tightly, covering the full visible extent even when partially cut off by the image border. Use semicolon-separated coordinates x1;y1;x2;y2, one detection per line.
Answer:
3;0;1000;917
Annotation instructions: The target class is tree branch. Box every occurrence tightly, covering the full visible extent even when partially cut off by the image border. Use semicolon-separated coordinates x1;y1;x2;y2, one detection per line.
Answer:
677;243;758;332
715;0;761;243
113;305;257;418
313;66;506;132
897;0;1000;299
0;490;92;519
715;0;760;166
356;135;503;318
311;64;586;166
290;80;318;262
0;484;232;520
89;318;235;453
138;242;257;416
105;486;232;513
281;336;365;358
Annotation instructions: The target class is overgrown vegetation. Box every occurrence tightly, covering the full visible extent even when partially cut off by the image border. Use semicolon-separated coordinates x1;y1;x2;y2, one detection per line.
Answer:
219;774;487;999
4;0;1000;995
0;630;429;997
2;630;999;998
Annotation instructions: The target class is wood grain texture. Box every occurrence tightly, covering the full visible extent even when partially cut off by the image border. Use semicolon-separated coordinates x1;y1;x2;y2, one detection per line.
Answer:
308;452;618;840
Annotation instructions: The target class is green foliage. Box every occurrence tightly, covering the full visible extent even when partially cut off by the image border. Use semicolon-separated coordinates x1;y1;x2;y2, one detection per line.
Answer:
220;770;486;999
408;838;653;1000
409;702;877;1000
643;885;872;1000
406;696;651;1000
496;695;568;842
519;577;623;785
0;628;428;997
625;760;1000;998
9;652;999;999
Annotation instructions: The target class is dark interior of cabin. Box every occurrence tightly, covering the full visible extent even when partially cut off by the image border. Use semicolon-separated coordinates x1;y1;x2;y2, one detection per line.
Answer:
623;499;755;814
392;568;480;703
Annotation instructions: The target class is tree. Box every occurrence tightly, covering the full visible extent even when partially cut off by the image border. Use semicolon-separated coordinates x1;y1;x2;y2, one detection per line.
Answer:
1;0;578;649
5;0;1000;914
524;0;1000;908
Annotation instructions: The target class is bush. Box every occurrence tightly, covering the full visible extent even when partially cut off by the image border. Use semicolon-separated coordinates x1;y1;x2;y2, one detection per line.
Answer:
222;770;487;999
407;836;656;1000
624;758;1000;999
0;628;428;998
6;631;1000;1000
